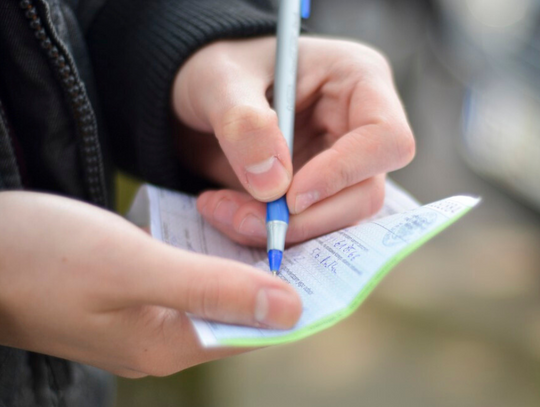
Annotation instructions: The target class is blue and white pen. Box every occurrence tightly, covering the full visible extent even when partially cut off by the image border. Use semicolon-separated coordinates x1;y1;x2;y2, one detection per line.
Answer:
267;0;310;276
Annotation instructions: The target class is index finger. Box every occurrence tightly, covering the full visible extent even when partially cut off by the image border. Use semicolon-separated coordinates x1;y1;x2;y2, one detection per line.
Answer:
287;60;415;214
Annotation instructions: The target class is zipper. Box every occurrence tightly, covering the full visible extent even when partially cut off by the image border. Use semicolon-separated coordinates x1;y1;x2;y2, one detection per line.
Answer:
0;99;23;189
18;0;108;207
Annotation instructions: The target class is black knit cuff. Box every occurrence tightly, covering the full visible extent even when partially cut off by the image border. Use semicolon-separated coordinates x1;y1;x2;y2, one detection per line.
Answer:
87;0;277;192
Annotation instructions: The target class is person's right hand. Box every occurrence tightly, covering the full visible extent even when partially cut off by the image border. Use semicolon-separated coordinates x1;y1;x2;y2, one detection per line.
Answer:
0;191;301;378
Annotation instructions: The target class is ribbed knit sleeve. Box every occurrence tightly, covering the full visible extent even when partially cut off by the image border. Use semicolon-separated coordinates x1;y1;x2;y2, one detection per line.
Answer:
86;0;277;192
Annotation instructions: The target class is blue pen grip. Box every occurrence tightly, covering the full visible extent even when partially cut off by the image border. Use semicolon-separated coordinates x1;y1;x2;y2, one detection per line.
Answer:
266;197;289;223
301;0;311;19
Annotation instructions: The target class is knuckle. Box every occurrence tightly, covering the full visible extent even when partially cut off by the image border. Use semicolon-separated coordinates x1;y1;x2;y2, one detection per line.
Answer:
322;40;393;85
395;125;416;167
220;105;278;145
194;46;237;83
366;48;392;74
202;280;222;319
345;43;392;78
325;149;357;194
377;118;415;170
348;42;392;76
335;164;354;193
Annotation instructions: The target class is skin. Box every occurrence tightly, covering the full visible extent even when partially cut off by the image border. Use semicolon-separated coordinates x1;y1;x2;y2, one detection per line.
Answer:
0;192;300;378
0;36;414;378
173;37;415;247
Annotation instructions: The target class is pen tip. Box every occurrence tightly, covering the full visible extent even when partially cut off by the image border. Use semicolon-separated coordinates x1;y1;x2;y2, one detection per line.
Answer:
272;270;277;277
268;249;283;274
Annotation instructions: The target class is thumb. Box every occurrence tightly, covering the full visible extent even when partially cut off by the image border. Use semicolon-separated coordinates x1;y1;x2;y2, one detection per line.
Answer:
177;63;292;202
211;98;293;202
173;40;292;202
121;241;302;329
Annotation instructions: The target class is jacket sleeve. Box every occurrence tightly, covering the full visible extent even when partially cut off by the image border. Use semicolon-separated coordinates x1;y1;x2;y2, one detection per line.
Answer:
86;0;277;193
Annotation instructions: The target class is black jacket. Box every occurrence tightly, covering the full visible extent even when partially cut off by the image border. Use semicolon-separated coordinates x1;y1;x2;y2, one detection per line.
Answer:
0;0;276;405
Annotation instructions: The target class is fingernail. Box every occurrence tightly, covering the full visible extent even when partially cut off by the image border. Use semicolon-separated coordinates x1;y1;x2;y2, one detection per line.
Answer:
255;288;300;329
213;198;238;225
238;214;266;238
245;156;290;201
294;191;320;213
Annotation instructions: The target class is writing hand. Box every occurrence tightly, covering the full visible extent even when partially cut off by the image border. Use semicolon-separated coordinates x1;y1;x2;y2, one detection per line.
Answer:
173;36;414;247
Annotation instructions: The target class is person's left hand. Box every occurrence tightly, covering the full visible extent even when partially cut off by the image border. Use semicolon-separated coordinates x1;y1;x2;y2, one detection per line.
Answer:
172;36;415;247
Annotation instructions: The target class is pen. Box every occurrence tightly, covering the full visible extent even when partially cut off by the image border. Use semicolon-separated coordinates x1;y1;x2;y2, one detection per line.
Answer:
267;0;310;276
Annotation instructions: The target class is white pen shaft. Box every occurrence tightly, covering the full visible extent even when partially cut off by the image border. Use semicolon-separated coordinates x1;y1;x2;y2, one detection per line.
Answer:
274;0;301;154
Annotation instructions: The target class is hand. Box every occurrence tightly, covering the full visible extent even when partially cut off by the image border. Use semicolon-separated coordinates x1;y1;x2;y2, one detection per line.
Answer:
172;36;415;247
0;192;301;377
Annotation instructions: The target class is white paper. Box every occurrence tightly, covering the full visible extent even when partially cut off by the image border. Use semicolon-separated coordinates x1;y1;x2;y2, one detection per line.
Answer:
128;181;478;347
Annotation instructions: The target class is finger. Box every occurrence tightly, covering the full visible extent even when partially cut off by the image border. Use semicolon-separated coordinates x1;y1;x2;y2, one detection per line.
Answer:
288;68;415;215
174;40;292;202
112;238;302;329
197;175;386;247
288;175;386;243
208;78;292;202
197;189;267;246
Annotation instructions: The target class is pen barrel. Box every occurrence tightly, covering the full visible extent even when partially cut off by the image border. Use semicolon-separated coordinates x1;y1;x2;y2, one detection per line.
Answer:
274;0;302;154
267;197;289;253
266;196;289;223
266;220;289;253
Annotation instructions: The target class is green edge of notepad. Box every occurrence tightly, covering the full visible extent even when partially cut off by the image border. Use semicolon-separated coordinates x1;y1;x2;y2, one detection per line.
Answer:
219;201;478;347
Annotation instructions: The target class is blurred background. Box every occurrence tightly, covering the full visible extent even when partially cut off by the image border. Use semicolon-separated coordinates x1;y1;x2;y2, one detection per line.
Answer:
115;0;540;405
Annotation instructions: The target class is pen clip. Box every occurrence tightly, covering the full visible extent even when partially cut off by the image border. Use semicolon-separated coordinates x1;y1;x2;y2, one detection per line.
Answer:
301;0;311;19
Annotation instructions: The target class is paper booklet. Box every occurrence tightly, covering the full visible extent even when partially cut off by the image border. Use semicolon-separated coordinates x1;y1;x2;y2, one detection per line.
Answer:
127;181;479;348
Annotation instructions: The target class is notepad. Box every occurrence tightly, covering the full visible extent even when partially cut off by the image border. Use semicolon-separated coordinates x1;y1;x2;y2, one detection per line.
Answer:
127;181;479;347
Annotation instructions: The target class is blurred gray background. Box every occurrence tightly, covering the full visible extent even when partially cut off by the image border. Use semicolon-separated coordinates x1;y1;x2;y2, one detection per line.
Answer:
116;0;540;405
